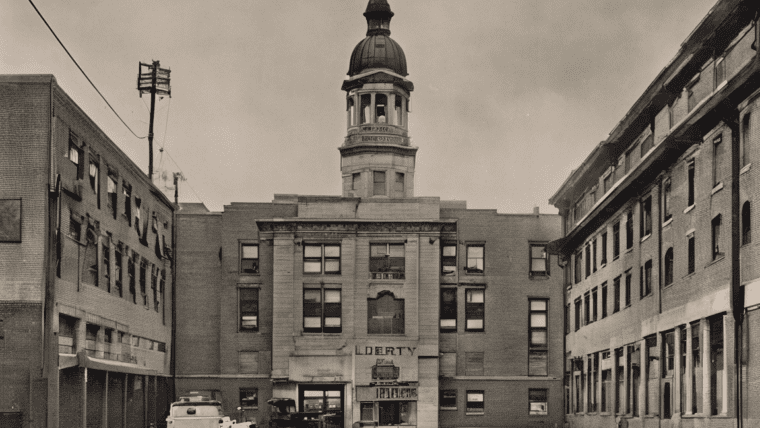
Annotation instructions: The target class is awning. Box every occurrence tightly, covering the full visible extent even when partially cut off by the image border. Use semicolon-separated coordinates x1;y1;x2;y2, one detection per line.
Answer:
58;352;159;376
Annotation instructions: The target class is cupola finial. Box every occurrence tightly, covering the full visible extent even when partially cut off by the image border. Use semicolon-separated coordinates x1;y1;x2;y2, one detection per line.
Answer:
364;0;394;36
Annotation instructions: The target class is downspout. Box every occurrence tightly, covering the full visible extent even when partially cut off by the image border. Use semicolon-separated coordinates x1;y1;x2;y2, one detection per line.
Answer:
657;174;663;315
724;113;743;428
170;184;178;402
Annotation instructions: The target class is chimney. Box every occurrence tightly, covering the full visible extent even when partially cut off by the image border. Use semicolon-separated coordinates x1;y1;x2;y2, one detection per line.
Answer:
533;206;540;215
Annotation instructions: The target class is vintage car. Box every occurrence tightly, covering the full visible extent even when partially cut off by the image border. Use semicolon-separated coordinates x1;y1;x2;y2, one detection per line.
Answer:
167;396;253;428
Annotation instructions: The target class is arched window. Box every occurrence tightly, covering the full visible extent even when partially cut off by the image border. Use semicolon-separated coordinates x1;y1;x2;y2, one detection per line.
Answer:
395;95;403;126
664;248;674;286
360;94;371;124
743;201;751;245
368;291;404;334
375;94;387;123
347;97;356;127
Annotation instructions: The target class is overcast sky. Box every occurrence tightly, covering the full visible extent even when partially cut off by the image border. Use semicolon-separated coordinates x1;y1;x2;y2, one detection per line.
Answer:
2;0;718;213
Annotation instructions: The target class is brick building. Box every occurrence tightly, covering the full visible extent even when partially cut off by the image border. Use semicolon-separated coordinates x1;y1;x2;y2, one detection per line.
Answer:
0;75;174;428
174;1;563;427
548;1;760;427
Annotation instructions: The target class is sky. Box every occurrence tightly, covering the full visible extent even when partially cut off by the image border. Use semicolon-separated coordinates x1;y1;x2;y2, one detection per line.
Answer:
2;0;719;214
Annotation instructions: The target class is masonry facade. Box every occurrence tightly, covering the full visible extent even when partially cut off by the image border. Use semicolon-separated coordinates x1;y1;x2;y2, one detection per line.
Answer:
548;1;760;427
173;1;563;427
0;75;174;428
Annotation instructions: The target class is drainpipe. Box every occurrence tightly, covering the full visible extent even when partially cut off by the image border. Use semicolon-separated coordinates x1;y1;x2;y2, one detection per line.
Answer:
724;113;743;428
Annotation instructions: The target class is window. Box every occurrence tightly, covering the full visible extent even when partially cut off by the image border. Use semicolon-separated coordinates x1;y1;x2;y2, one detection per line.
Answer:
375;94;387;123
742;202;751;245
687;160;695;207
584;292;590;325
601;282;608;318
68;141;80;166
664;248;674;286
240;244;259;274
465;289;485;332
440;390;457;410
713;135;724;187
466;352;484;376
69;216;82;240
394;172;404;194
601;355;611;412
715;57;725;88
239;351;259;374
107;175;117;218
612;222;620;259
347;97;356;127
440;353;456;377
585;244;591;278
591;288;598;321
530;243;549;276
239;288;259;331
139;259;148;306
688;233;696;274
368;291;404;334
370;243;405;279
603;172;612;194
440;288;457;331
151;266;158;310
691;321;702;414
465;244;484;274
441;243;457;275
641;133;654;156
613;276;621;313
377;402;416;425
590;354;599;412
0;199;22;243
574;250;582;284
565;303;570;334
395;95;403;126
641;196;652;237
663;179;672;222
352;172;361;191
626;211;633;249
742;113;751;167
361;94;371;124
240;388;258;409
361;403;374;421
625;149;633;174
529;299;548;376
373;171;386;196
574;298;581;331
304;244;341;274
160;269;166;324
89;161;100;208
592;238;597;272
304;286;341;333
625;271;632;307
115;247;123;296
710;316;724;415
640;260;652;297
601;232;608;265
712;215;723;259
466;391;484;415
529;389;548;415
122;183;132;225
127;256;136;302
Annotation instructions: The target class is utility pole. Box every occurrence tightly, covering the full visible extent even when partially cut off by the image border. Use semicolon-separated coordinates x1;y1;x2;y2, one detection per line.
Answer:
138;61;171;180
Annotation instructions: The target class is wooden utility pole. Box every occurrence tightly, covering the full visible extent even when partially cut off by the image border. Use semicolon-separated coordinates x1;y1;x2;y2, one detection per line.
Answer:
138;61;171;180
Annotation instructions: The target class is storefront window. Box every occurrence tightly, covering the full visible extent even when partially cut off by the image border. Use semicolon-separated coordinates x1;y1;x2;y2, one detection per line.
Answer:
378;401;416;425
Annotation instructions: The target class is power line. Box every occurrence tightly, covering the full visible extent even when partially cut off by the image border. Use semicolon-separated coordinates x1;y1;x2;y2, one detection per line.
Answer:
28;0;147;140
162;149;205;204
158;98;172;171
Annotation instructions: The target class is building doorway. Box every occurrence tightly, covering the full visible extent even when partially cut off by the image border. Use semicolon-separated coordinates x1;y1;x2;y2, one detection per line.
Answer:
299;384;343;428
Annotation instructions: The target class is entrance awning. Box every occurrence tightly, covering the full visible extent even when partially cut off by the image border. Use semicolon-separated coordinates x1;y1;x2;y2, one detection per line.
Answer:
58;352;159;376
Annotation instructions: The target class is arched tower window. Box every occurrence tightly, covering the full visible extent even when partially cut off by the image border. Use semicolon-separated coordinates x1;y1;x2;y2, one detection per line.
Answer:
376;94;388;123
742;201;752;245
361;94;371;124
347;97;356;127
664;248;674;286
395;95;403;127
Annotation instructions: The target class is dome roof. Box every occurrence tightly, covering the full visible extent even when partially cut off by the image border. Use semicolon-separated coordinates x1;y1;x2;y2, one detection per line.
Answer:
348;35;407;77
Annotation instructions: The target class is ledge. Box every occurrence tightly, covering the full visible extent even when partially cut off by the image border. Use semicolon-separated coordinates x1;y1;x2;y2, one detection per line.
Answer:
741;163;752;175
683;204;695;214
711;182;724;195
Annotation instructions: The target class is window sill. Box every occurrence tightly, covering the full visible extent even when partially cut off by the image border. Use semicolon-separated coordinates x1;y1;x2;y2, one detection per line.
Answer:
529;272;550;279
684;204;695;214
239;273;261;276
440;407;457;411
465;413;485;416
612;255;619;262
662;218;673;228
711;182;724;195
464;330;485;334
600;262;607;268
641;234;651;243
741;163;751;175
706;256;725;268
625;247;633;254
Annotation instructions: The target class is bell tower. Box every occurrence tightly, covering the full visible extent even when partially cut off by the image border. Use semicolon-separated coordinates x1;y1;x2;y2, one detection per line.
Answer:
340;0;416;199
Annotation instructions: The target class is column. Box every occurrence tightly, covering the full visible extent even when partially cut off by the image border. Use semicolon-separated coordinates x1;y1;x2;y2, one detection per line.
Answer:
702;318;711;415
622;347;628;415
722;314;729;415
612;350;619;415
684;323;693;415
583;356;588;413
388;93;396;126
102;371;109;428
597;353;602;413
674;327;682;415
143;375;148;427
82;367;88;428
370;93;376;123
638;339;646;418
123;374;128;428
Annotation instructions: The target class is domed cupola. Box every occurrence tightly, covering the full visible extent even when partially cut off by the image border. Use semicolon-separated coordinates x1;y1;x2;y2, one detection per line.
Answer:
339;0;417;200
347;0;408;77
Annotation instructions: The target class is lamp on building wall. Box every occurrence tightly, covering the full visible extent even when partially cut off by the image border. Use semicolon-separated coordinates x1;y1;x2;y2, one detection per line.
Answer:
429;237;437;245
